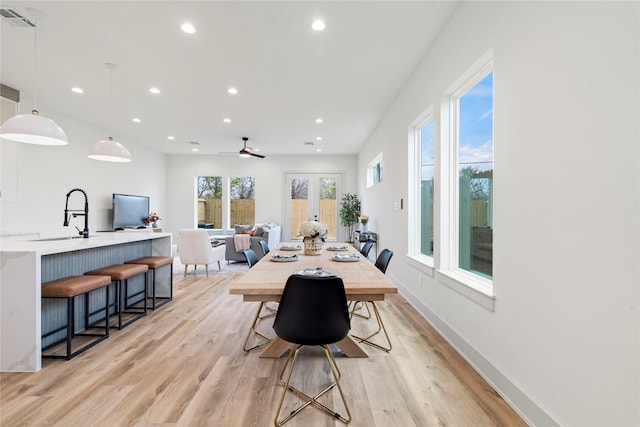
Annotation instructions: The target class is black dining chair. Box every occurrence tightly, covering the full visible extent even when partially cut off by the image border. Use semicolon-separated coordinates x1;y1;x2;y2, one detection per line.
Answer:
350;249;394;352
359;241;374;258
242;248;259;267
258;240;270;257
242;248;273;351
273;273;352;426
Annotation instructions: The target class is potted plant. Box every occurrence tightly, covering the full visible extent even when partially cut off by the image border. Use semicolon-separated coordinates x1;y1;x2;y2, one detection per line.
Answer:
339;193;361;242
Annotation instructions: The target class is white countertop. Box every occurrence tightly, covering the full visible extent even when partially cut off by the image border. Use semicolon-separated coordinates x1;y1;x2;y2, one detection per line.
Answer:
0;231;172;255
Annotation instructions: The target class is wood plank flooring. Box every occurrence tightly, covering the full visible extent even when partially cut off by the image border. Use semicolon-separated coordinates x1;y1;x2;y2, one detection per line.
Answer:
1;270;527;426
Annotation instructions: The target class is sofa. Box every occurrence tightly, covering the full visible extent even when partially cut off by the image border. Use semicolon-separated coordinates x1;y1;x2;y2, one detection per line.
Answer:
225;223;281;262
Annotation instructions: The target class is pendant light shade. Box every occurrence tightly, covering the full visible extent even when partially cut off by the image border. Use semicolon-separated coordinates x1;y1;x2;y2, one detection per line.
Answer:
0;16;68;146
88;63;132;163
0;109;68;145
88;136;132;162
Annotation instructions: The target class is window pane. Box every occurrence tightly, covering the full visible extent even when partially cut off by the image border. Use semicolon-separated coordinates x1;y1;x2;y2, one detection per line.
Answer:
420;121;435;256
319;177;337;240
290;178;308;240
197;176;222;229
458;72;493;278
230;176;255;226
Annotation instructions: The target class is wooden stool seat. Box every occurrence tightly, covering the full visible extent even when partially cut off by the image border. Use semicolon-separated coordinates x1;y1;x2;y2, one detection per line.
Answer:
86;264;148;280
41;275;111;360
42;275;111;297
85;264;149;329
125;256;174;310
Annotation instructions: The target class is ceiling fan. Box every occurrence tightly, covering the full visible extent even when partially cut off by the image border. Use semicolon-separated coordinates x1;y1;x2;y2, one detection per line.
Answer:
239;137;265;158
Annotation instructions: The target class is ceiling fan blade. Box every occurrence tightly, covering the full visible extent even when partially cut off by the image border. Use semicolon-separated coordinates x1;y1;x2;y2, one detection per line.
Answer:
249;151;266;158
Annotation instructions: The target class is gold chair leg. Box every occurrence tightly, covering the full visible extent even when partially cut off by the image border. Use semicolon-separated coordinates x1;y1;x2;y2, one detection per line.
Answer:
275;344;351;426
183;265;188;277
258;302;278;320
350;301;392;352
242;302;272;352
349;300;371;320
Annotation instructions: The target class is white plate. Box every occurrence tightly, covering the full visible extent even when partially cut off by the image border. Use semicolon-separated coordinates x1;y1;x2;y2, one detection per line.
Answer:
327;245;349;251
332;253;360;262
279;244;302;251
271;254;299;262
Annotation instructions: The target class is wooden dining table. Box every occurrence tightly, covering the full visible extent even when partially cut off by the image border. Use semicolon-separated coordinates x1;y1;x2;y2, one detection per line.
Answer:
229;241;398;358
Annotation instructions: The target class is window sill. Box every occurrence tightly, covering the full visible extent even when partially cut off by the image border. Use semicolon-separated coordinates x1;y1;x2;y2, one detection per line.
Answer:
437;270;495;311
406;254;435;277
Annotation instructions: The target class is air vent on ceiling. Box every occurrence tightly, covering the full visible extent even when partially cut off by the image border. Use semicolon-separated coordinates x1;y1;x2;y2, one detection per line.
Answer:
0;8;35;27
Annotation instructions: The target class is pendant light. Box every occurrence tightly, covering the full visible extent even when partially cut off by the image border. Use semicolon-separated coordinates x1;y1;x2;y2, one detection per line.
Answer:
0;16;68;146
88;63;132;162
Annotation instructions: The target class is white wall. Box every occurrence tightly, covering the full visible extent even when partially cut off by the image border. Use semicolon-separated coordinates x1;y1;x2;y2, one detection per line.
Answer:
165;154;357;239
0;108;166;238
358;1;639;426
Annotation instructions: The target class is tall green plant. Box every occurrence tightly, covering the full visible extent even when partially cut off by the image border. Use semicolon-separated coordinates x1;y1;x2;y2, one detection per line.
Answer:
339;193;361;242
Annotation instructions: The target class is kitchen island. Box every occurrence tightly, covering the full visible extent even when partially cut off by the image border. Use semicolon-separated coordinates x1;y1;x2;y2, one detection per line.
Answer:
0;231;172;372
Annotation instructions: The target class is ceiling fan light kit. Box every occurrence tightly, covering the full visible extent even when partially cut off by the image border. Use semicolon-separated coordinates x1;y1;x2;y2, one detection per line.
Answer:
239;137;265;158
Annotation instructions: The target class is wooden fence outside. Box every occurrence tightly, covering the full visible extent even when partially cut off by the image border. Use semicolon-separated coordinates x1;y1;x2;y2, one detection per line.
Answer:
289;199;337;240
198;198;255;228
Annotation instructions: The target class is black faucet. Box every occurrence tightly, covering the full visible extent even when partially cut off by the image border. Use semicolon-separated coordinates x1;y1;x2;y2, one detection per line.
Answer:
63;188;89;238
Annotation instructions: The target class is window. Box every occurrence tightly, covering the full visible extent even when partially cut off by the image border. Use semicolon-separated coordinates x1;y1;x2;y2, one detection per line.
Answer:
409;109;435;261
442;53;494;289
367;153;383;187
230;176;256;226
197;176;222;229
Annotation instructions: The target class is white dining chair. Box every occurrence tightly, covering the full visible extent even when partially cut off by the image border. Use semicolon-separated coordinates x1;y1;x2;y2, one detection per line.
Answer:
178;229;224;277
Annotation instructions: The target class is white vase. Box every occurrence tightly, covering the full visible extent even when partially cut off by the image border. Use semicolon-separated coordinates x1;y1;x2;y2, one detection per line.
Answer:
303;236;323;255
361;223;368;233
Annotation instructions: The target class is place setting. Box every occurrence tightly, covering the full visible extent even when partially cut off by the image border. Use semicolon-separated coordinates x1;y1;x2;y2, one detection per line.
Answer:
326;244;350;251
279;243;302;251
270;252;299;262
332;252;361;262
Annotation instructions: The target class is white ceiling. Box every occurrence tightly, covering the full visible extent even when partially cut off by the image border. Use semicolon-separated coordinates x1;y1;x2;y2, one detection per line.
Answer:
1;1;459;156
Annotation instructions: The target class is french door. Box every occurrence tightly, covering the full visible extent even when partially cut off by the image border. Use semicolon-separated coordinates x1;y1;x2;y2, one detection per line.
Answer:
284;173;342;241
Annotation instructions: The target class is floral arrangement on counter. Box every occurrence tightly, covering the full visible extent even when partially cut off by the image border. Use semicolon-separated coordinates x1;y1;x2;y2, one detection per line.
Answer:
143;212;161;226
360;215;369;225
297;221;328;239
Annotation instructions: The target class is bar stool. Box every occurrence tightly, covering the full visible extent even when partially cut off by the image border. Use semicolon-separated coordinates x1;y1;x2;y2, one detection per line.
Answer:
41;275;111;360
125;256;173;310
85;264;148;329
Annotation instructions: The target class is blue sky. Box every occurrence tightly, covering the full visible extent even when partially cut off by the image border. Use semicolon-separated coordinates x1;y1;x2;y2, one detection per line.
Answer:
421;72;493;178
459;72;494;169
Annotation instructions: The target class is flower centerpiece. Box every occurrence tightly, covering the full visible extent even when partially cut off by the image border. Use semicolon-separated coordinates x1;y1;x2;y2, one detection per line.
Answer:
298;221;327;256
143;212;161;228
360;214;369;233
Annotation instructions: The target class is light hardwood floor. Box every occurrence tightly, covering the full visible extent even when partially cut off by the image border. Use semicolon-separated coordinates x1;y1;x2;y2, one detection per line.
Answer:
1;270;527;427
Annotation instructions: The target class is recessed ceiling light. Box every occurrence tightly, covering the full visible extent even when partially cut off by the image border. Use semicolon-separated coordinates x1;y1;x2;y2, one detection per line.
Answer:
227;87;238;95
316;148;323;152
223;118;231;123
132;118;141;123
71;87;84;94
168;136;175;140
316;136;322;141
312;20;326;31
315;118;323;124
181;23;196;34
192;148;198;152
149;87;160;94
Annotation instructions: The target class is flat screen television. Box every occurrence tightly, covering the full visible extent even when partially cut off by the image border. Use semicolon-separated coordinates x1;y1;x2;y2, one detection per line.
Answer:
112;193;149;229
